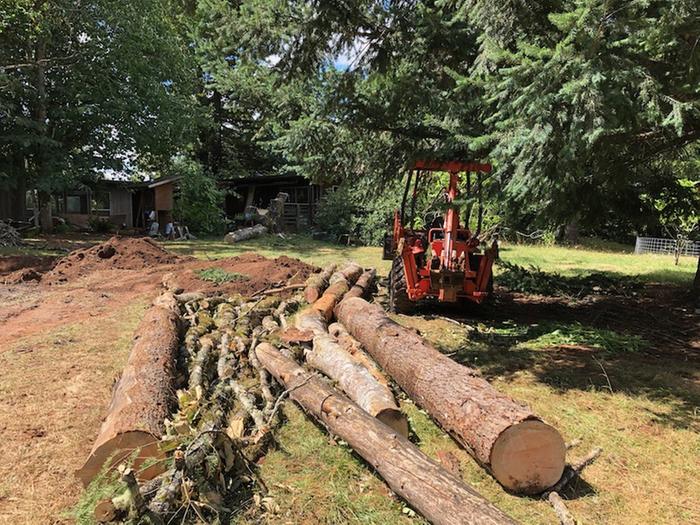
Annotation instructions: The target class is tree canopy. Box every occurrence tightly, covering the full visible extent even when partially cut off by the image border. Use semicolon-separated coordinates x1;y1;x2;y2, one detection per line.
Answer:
192;0;699;236
1;0;698;237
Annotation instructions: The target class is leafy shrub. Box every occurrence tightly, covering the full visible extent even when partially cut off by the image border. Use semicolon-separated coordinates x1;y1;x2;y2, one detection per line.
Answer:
171;158;227;235
88;216;114;233
315;179;403;246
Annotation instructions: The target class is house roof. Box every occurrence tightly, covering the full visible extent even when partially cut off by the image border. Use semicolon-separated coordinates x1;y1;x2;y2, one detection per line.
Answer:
146;174;183;188
220;173;311;187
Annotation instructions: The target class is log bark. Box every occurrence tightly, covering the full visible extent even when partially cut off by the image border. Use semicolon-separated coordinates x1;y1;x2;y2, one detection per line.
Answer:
336;297;566;494
76;293;181;486
224;224;268;244
328;322;390;388
255;344;518;525
343;268;376;301
312;261;363;320
304;263;337;303
294;307;328;337
308;333;408;437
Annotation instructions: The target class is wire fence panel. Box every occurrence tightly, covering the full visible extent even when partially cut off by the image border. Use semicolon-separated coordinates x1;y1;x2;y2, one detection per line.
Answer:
634;237;700;257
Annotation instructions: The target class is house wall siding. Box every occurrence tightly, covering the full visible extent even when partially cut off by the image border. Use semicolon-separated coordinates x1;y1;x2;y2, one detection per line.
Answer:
110;188;133;227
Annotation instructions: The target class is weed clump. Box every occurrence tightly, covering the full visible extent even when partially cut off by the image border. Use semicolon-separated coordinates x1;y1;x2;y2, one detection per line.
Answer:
196;267;249;284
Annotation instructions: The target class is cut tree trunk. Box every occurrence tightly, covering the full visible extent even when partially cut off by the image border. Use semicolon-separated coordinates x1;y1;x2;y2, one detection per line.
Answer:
255;344;518;525
312;261;363;320
304;263;337;303
342;268;376;301
293;307;328;338
328;322;390;387
76;293;181;486
224;224;268;244
308;333;408;437
336;297;566;494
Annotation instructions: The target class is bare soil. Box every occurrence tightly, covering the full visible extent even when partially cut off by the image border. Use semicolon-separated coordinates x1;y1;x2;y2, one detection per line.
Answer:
0;238;315;524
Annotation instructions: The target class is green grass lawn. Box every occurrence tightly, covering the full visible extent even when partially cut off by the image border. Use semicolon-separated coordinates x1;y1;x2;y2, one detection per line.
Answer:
165;234;696;286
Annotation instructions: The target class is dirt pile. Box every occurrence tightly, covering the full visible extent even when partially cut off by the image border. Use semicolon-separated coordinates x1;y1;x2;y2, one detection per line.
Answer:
0;255;56;275
0;255;57;285
44;236;184;285
170;252;317;296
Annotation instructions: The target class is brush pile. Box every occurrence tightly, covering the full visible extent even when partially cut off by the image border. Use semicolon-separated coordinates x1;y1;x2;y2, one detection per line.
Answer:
92;290;303;524
0;221;22;247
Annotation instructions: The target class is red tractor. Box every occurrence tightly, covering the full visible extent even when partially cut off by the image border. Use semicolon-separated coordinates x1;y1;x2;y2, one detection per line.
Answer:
384;160;498;313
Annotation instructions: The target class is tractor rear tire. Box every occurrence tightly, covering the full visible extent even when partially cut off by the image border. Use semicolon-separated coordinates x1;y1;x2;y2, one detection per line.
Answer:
389;257;415;314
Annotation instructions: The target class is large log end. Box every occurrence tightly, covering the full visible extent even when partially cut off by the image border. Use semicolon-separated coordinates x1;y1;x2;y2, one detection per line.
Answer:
490;420;566;494
76;430;165;487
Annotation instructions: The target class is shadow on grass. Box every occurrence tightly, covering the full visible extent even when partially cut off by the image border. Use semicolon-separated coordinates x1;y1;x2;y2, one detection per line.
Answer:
495;261;645;298
431;319;700;432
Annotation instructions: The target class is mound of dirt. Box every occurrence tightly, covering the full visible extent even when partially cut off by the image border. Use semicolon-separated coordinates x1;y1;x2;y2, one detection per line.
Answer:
169;252;317;297
0;255;57;276
3;268;44;285
44;236;184;285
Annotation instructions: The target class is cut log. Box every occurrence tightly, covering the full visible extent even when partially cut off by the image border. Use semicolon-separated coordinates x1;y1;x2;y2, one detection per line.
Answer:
304;263;337;303
328;322;390;388
308;333;408;437
312;261;363;320
224;224;268;244
342;268;376;301
76;293;181;486
256;344;518;525
336;297;566;494
290;307;328;340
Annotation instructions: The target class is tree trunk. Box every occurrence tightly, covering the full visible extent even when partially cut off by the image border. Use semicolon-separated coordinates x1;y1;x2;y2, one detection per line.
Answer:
312;261;363;320
223;224;268;243
38;190;52;233
76;293;181;486
328;322;390;388
336;297;566;494
308;333;408;437
34;38;53;234
693;256;699;311
304;263;337;303
255;344;518;525
293;307;328;338
343;268;376;301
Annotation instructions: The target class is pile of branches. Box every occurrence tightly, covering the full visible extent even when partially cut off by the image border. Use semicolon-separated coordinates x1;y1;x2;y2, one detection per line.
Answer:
96;292;302;524
0;221;22;247
497;260;642;298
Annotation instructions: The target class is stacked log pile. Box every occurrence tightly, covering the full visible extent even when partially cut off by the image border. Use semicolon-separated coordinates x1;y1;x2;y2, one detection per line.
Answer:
83;257;597;525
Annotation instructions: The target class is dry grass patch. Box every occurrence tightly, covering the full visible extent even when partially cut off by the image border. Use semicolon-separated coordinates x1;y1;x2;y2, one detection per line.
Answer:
0;298;148;525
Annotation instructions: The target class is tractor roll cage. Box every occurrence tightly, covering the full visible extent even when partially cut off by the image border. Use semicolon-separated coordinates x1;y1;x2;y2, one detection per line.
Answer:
399;160;492;235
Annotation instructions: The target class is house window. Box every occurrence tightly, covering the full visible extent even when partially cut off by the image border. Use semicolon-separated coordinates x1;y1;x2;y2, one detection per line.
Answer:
91;192;110;213
66;195;83;213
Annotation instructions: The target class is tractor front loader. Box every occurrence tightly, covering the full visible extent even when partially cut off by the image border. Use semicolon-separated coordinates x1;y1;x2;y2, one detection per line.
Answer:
383;160;498;313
